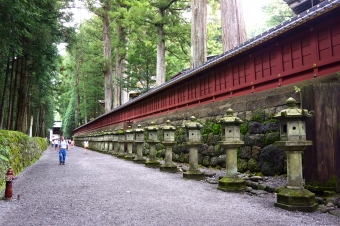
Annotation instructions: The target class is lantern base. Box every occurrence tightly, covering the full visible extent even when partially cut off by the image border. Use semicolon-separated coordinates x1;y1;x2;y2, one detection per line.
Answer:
217;176;246;192
124;154;135;161
145;160;161;168
133;157;146;164
160;164;178;173
183;170;204;180
117;153;126;158
274;186;318;212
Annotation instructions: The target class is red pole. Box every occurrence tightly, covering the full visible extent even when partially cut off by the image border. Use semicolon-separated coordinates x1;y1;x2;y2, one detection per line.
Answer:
5;168;14;199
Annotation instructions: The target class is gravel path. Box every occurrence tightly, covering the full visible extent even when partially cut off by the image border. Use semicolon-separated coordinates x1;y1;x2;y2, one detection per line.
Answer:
0;146;338;226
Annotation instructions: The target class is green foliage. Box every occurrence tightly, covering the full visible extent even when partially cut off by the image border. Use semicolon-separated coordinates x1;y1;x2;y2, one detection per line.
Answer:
0;143;10;174
0;0;73;136
262;0;294;28
202;120;221;136
211;123;221;135
264;131;280;145
240;121;249;135
251;109;266;122
263;118;278;125
61;93;76;139
0;130;47;188
247;0;294;38
175;126;186;144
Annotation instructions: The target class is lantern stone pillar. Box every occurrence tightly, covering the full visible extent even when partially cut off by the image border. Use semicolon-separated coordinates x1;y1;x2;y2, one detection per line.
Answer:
117;128;126;158
112;129;119;155
145;122;161;168
183;116;204;180
124;126;135;161
94;133;98;151
103;131;109;153
107;129;113;153
100;131;105;151
133;125;146;164
274;97;318;212
160;120;178;173
217;108;246;192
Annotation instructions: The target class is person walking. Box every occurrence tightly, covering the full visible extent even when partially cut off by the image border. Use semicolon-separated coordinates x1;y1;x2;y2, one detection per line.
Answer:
84;140;89;154
57;135;69;165
70;139;75;149
54;139;59;150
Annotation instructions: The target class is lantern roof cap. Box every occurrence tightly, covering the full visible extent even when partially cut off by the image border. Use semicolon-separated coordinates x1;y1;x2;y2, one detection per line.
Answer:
185;116;203;129
219;108;243;124
274;97;315;118
135;124;144;132
146;121;158;131
118;128;125;134
125;126;133;133
162;120;176;130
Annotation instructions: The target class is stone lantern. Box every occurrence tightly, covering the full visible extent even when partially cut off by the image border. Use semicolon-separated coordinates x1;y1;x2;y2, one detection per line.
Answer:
217;108;245;192
274;97;318;212
124;126;135;161
112;129;119;155
117;128;126;158
160;120;178;173
145;122;161;168
103;130;109;153
133;124;146;164
183;116;204;180
107;129;113;153
100;131;106;151
94;132;100;151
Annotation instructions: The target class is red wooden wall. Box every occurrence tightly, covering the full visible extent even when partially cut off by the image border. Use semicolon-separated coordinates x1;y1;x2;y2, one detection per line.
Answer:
74;7;340;135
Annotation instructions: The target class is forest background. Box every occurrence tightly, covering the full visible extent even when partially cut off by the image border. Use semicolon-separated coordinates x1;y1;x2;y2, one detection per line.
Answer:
0;0;293;139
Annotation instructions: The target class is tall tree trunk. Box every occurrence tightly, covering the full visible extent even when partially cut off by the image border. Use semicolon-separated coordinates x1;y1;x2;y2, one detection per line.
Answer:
7;56;16;130
191;0;207;69
113;24;123;108
82;71;88;124
15;56;26;131
25;74;32;135
10;55;20;130
120;57;128;105
40;107;45;138
220;0;247;52
156;9;166;87
34;107;40;137
102;1;113;113
114;22;129;107
0;56;11;129
75;60;81;126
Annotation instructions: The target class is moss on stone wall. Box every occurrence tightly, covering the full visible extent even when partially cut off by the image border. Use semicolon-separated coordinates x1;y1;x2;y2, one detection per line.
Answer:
0;130;47;189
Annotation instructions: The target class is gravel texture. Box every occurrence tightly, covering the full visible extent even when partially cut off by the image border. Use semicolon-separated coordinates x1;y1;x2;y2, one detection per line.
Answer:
0;146;339;226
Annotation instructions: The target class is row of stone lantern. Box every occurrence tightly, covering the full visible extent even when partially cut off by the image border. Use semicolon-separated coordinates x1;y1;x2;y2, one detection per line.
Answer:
74;97;318;212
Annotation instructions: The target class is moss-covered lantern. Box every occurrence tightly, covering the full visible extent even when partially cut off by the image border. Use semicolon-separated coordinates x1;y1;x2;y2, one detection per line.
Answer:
163;120;175;142
133;125;146;163
112;129;119;155
145;122;160;168
124;126;135;160
160;120;178;173
217;108;245;192
276;97;314;141
274;97;317;212
107;129;113;152
117;128;126;158
183;116;204;180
